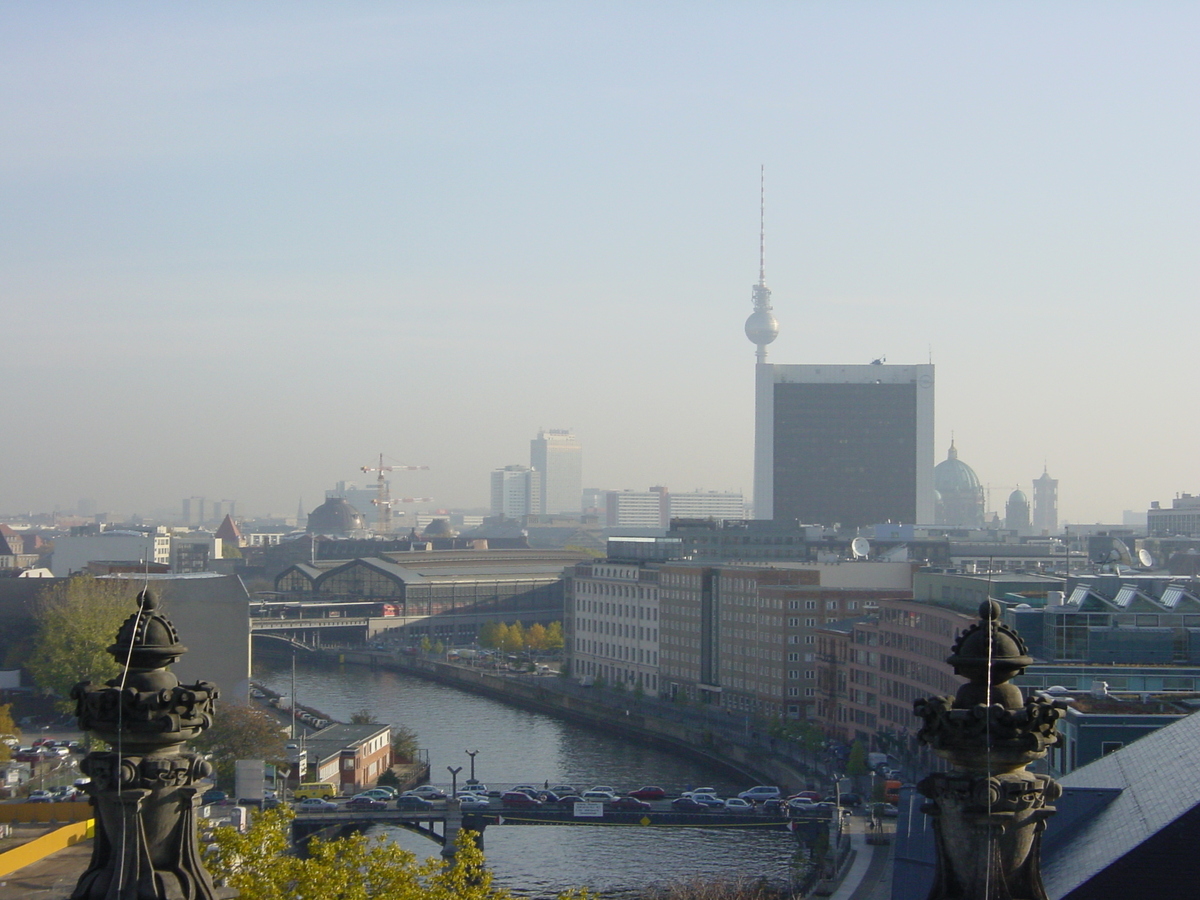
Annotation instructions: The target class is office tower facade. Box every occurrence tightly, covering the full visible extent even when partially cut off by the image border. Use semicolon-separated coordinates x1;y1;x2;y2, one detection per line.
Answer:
604;488;670;528
530;429;582;515
1032;467;1059;533
669;490;746;521
490;465;540;518
754;363;935;527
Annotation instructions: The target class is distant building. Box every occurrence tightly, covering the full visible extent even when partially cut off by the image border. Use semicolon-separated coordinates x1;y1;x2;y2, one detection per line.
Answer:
754;363;935;527
530;429;582;515
298;723;393;793
667;490;745;521
933;441;985;528
306;497;368;537
604;488;669;529
1147;493;1200;537
490;465;540;519
1032;466;1059;533
1006;488;1031;530
51;528;172;577
182;497;206;527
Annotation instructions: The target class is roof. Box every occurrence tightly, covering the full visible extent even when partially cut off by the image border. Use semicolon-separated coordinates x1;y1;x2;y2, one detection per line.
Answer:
1043;709;1200;898
303;722;391;765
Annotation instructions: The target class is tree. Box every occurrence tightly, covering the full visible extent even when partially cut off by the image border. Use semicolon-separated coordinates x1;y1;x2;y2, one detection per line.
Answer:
206;806;521;900
392;724;419;763
190;703;289;787
26;576;135;711
500;622;524;654
477;622;502;649
544;621;564;652
846;739;869;777
0;704;19;763
349;708;377;724
525;623;547;653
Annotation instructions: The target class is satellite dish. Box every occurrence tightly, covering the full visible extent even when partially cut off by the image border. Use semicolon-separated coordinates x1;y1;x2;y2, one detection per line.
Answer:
1138;548;1155;568
851;537;871;559
1112;539;1133;567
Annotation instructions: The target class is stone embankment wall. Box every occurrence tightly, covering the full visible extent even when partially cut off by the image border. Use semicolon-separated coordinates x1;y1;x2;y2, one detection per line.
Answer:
332;651;813;794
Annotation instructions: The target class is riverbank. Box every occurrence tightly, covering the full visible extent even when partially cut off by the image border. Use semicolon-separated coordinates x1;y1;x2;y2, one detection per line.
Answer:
322;649;827;796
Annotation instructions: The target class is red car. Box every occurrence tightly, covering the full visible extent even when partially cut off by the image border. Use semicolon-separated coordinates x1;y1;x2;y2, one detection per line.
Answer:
501;791;542;808
611;797;652;812
628;786;666;800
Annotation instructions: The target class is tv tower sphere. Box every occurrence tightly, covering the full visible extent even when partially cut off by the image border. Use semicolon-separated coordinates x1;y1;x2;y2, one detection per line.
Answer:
745;306;779;347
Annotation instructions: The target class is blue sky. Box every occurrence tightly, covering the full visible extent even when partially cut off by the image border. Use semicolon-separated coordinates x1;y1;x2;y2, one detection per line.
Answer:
2;3;1196;523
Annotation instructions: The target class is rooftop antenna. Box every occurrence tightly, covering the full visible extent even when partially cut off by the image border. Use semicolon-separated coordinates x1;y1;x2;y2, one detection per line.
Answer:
758;165;766;288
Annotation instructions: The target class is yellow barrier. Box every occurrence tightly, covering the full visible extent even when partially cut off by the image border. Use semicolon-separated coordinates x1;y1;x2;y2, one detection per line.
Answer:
0;819;94;878
0;802;92;825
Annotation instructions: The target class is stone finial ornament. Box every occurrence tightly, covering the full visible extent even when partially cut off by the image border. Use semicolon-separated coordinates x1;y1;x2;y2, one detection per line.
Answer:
71;590;223;900
913;600;1065;900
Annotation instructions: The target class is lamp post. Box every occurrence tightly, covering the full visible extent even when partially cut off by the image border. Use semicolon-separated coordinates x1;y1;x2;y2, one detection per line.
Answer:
447;766;462;799
465;749;479;784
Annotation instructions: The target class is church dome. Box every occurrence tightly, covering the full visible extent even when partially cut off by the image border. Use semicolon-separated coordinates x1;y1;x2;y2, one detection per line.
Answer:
306;497;366;535
934;441;982;494
1008;489;1029;505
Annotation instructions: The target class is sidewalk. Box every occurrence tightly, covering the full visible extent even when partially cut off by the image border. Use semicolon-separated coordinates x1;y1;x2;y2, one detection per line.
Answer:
0;840;90;900
821;819;893;900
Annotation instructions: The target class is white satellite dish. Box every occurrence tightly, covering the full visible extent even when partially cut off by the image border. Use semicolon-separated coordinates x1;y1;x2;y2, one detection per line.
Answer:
851;537;871;560
1138;548;1155;568
1111;538;1133;567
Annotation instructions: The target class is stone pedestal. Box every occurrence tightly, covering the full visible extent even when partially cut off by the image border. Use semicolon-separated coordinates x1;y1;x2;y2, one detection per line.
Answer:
70;590;222;900
913;600;1064;900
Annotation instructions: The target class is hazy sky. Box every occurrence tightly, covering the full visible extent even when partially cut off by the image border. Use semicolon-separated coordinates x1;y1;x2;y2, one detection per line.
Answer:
2;3;1197;524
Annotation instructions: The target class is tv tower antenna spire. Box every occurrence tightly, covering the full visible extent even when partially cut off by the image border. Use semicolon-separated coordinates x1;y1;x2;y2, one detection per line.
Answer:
744;165;779;363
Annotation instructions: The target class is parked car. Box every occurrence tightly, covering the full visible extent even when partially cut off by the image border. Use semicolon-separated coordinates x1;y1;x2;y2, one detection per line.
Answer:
501;791;542;808
457;794;490;810
787;799;824;813
346;797;388;811
628;786;666;800
588;785;620;795
371;786;398;798
789;790;822;802
738;786;782;803
294;797;337;811
510;784;541;795
459;784;488;796
554;795;584;806
724;798;754;813
548;784;576;795
671;797;709;812
27;790;54;803
760;798;785;815
406;785;448;800
611;797;652;812
536;790;563;804
201;789;228;805
356;789;394;801
686;793;726;809
581;790;619;804
395;795;435;811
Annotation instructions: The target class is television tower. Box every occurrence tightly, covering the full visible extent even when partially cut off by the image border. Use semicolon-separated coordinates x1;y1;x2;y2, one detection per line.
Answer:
744;165;779;363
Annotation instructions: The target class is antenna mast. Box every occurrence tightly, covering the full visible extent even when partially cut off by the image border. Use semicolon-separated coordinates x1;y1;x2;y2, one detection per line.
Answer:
759;164;766;287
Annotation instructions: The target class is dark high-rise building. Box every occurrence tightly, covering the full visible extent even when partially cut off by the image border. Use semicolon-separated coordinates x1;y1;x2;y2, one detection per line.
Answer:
754;364;935;527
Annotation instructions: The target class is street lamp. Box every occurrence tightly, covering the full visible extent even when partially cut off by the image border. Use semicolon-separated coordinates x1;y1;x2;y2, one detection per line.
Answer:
465;750;479;785
447;766;462;799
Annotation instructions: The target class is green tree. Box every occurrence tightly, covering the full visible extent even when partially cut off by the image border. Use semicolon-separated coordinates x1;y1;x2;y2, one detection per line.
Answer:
477;622;502;649
26;576;134;711
420;636;432;654
544;621;564;652
392;724;419;763
206;806;519;900
0;704;19;763
190;703;288;787
846;739;869;777
349;708;377;724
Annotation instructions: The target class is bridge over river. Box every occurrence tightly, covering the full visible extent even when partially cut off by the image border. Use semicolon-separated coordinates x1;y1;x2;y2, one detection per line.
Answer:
292;802;831;856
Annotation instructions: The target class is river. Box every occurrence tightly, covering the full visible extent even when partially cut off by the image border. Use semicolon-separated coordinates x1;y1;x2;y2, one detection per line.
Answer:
255;655;802;897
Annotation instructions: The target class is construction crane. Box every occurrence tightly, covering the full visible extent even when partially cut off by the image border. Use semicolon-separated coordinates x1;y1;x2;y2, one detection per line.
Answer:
361;453;430;535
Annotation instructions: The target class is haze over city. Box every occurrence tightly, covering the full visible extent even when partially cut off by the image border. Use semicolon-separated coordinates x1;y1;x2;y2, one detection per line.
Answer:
2;3;1196;523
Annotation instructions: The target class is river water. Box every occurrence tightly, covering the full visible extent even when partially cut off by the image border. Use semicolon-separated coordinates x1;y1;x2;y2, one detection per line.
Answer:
255;656;802;897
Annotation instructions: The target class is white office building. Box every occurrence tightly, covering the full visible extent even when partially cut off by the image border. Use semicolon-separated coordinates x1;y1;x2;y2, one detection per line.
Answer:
530;429;582;515
490;466;541;519
568;559;661;692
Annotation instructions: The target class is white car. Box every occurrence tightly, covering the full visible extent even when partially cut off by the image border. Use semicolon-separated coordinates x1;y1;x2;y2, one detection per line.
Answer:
738;786;782;803
459;784;488;796
581;790;619;803
406;785;447;800
724;797;755;812
588;785;619;795
457;794;490;809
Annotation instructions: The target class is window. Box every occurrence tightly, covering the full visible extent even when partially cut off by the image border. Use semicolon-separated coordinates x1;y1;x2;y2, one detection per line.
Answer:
805;635;815;644
806;600;817;610
805;618;816;627
788;652;800;661
788;617;800;627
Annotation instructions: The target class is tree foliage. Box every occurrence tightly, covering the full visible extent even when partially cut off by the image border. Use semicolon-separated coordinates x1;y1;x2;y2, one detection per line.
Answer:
544;621;564;651
206;806;519;900
349;708;377;724
190;703;288;786
525;623;547;652
477;621;502;649
391;724;419;763
26;576;135;710
0;704;19;763
846;739;869;777
500;622;524;654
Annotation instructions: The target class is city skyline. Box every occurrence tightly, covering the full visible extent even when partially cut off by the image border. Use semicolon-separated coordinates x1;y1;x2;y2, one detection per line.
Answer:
2;5;1197;523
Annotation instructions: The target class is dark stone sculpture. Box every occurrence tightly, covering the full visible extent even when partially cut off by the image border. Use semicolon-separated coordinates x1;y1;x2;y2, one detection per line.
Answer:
913;600;1064;900
71;590;223;900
